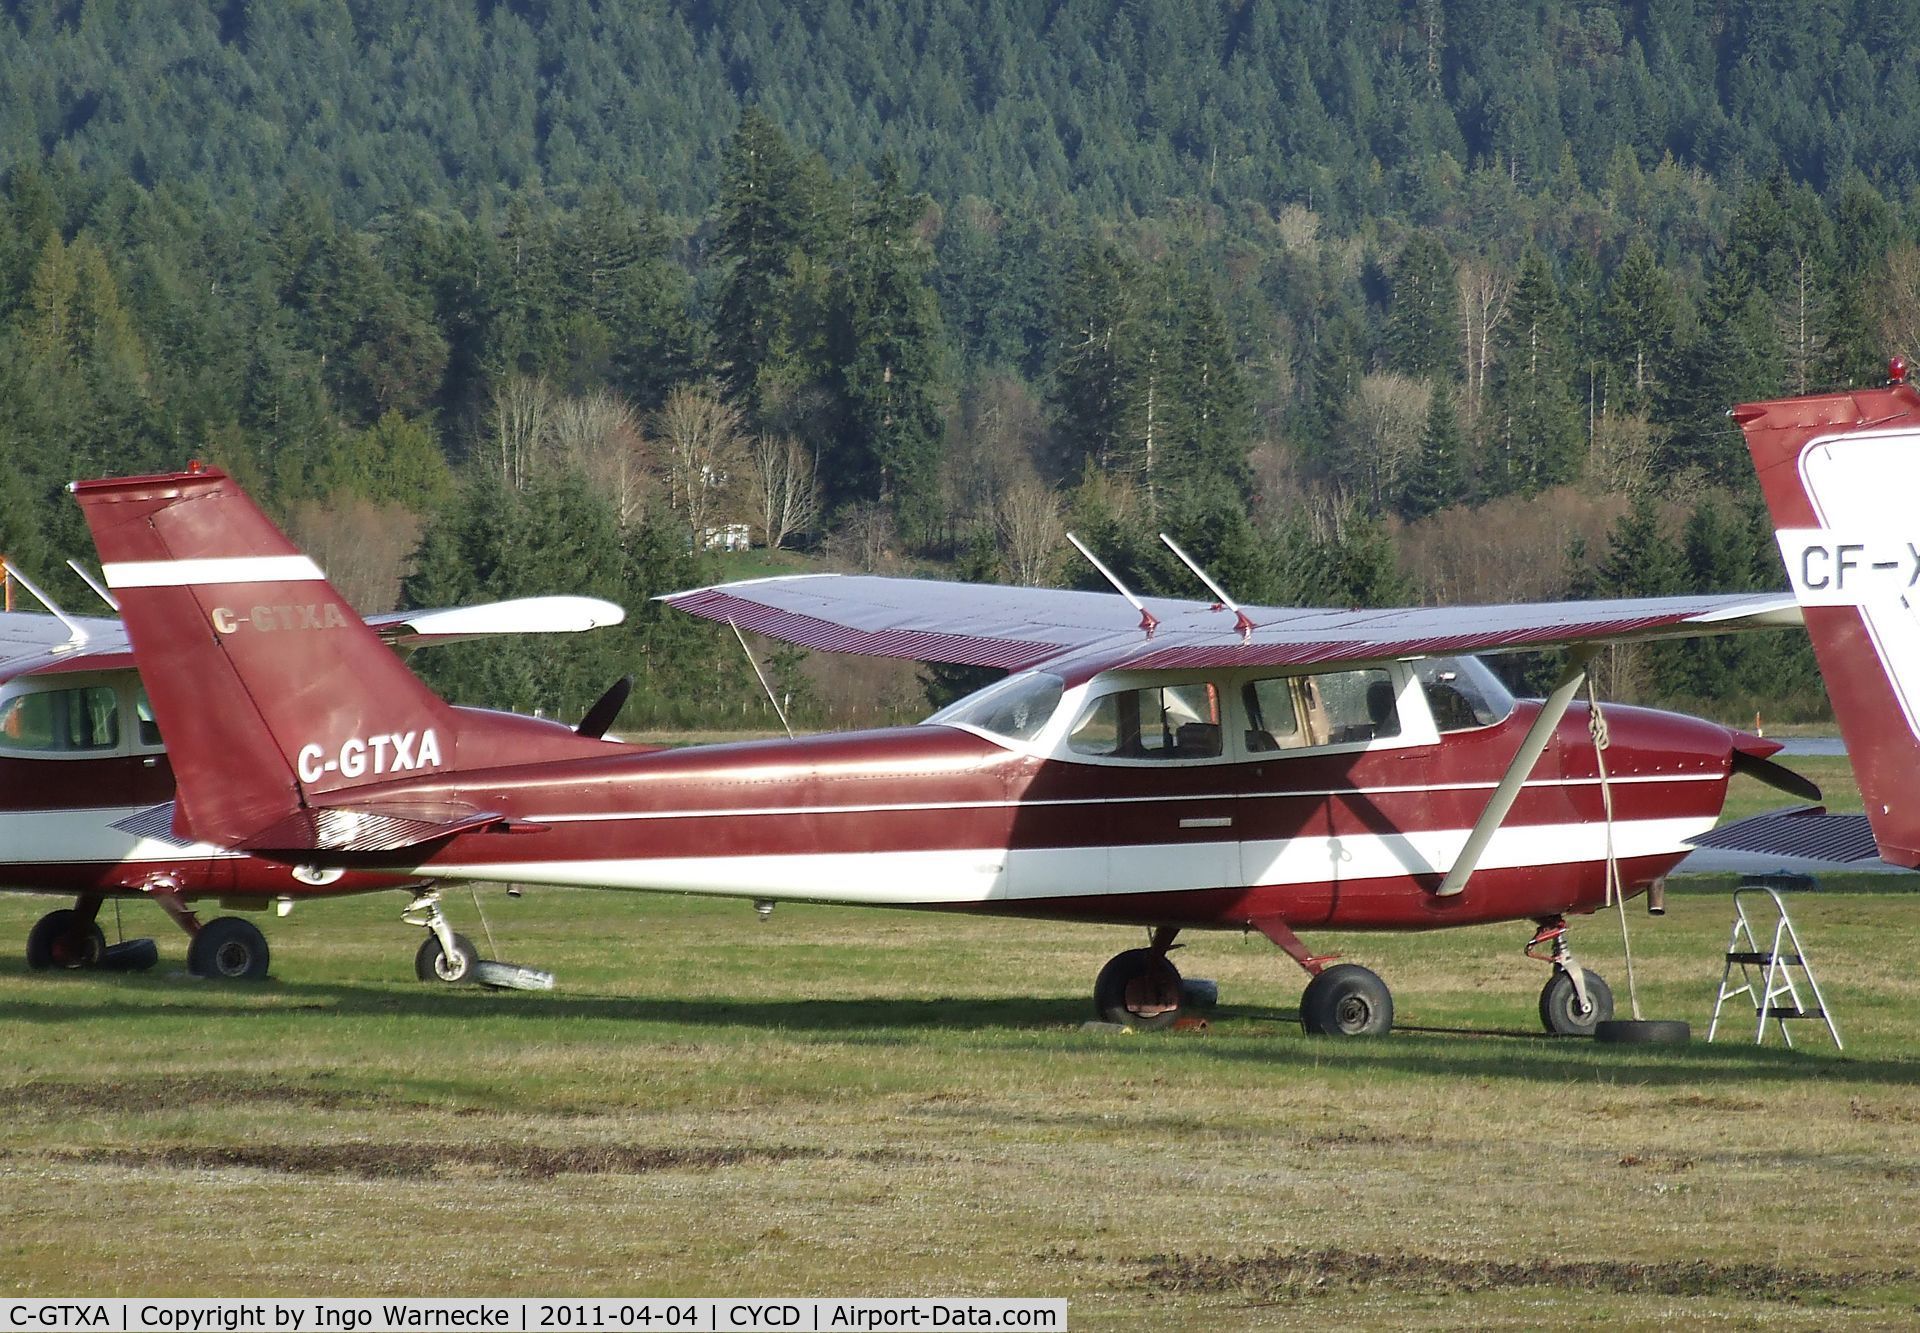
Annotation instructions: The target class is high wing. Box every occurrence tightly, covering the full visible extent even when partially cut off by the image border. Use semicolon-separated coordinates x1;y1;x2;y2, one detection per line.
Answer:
0;594;624;678
660;575;1801;675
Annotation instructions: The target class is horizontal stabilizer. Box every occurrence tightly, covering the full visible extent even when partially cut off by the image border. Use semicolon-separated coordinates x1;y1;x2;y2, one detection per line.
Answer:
1688;808;1882;864
367;596;625;649
240;801;512;855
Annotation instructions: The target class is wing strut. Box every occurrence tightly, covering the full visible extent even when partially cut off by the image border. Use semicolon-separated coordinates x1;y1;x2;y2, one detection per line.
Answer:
1158;533;1256;641
1066;532;1158;639
1435;647;1595;898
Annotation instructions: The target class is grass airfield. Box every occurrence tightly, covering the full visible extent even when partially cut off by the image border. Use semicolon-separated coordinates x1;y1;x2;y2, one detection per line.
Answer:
1;762;1917;1327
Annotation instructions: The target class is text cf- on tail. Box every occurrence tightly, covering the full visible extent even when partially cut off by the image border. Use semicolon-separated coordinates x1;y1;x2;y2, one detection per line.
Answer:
72;464;1812;1035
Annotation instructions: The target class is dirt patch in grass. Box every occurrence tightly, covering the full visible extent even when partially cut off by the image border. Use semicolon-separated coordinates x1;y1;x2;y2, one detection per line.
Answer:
1142;1247;1913;1303
52;1142;817;1180
0;1077;399;1115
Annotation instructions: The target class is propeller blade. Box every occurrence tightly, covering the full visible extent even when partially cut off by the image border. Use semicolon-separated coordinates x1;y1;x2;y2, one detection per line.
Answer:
1731;750;1823;804
576;675;633;739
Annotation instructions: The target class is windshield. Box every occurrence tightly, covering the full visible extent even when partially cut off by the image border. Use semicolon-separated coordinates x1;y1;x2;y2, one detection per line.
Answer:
925;672;1065;742
1415;656;1515;732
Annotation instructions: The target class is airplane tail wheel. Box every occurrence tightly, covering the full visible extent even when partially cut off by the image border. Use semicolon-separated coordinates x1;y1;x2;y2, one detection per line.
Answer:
1093;947;1184;1030
1539;968;1614;1037
416;932;478;984
26;910;106;971
188;917;270;980
1300;963;1394;1037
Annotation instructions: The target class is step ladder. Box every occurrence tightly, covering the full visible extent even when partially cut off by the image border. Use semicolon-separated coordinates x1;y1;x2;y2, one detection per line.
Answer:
1708;876;1842;1049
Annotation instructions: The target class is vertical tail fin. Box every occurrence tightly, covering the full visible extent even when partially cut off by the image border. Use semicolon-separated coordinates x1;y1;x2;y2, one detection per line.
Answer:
1734;380;1920;866
75;467;479;847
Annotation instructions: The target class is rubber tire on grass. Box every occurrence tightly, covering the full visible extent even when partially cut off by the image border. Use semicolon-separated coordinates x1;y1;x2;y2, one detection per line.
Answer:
416;932;478;984
1300;963;1394;1037
188;917;271;980
1595;1019;1691;1044
1093;948;1184;1030
25;910;106;971
1539;968;1614;1037
98;938;160;972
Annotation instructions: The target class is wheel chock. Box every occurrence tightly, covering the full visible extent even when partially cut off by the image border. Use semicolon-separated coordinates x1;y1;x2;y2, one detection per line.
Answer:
472;960;555;991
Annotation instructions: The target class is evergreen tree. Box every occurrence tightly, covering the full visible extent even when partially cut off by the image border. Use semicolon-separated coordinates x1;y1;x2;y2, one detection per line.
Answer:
1383;232;1456;380
1487;249;1580;495
1401;380;1465;519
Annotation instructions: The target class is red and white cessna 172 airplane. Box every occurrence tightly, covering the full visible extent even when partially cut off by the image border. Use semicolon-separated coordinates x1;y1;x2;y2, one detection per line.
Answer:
0;563;624;980
56;464;1818;1036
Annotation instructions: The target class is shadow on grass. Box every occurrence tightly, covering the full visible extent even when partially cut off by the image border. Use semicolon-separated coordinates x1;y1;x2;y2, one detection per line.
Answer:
3;973;1913;1086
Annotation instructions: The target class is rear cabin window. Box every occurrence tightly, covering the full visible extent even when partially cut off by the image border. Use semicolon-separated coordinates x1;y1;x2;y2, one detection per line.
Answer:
1067;683;1222;760
1243;668;1400;751
0;686;122;752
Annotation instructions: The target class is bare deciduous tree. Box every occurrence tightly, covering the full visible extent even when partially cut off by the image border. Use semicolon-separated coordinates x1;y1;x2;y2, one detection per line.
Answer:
996;475;1065;586
284;497;423;613
1457;260;1513;425
1588;411;1661;497
489;374;553;491
1341;372;1432;510
1877;243;1920;368
554;389;650;526
655;386;747;542
831;502;897;572
747;433;820;550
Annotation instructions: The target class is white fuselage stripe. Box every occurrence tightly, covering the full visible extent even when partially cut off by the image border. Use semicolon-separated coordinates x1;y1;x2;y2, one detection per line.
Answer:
0;808;240;865
103;556;326;589
427;814;1712;905
526;771;1720;825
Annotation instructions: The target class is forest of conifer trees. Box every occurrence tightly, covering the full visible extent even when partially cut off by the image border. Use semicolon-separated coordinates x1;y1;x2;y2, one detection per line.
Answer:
5;0;1912;724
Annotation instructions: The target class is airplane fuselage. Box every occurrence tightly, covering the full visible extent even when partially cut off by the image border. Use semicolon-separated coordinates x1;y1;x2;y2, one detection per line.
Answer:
314;693;1734;934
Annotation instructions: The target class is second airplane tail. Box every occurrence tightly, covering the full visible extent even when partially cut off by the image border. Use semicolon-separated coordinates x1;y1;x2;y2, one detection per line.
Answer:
74;465;605;850
1734;376;1920;867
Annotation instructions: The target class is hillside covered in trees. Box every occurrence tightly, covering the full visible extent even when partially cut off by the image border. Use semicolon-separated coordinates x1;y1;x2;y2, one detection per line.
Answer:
3;0;1905;723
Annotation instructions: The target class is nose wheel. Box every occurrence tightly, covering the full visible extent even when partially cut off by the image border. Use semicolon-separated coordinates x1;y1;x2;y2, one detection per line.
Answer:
1528;918;1614;1036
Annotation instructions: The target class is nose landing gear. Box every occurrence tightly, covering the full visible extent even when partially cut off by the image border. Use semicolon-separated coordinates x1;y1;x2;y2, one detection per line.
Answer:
1527;917;1614;1036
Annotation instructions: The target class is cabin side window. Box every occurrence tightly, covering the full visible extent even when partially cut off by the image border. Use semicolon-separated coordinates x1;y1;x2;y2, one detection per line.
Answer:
1066;683;1222;760
1243;668;1400;751
0;686;122;753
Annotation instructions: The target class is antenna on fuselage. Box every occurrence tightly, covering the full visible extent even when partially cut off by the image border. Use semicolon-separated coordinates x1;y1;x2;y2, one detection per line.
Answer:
1158;532;1256;642
1;562;90;651
1066;532;1158;639
66;560;120;613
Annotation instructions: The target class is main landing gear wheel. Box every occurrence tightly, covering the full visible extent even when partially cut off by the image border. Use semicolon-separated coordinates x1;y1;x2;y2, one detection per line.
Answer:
1093;947;1184;1030
416;931;478;984
1539;968;1614;1037
188;917;270;980
25;909;106;971
1300;963;1394;1037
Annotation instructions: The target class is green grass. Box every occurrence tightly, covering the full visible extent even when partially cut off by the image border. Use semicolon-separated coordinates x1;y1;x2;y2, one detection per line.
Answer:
2;875;1918;1327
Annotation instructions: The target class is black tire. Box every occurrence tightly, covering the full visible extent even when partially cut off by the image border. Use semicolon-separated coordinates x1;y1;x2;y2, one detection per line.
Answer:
1092;947;1184;1030
1539;968;1614;1037
1300;963;1394;1037
415;932;478;984
98;938;160;972
1596;1019;1691;1045
26;910;106;971
188;917;270;980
